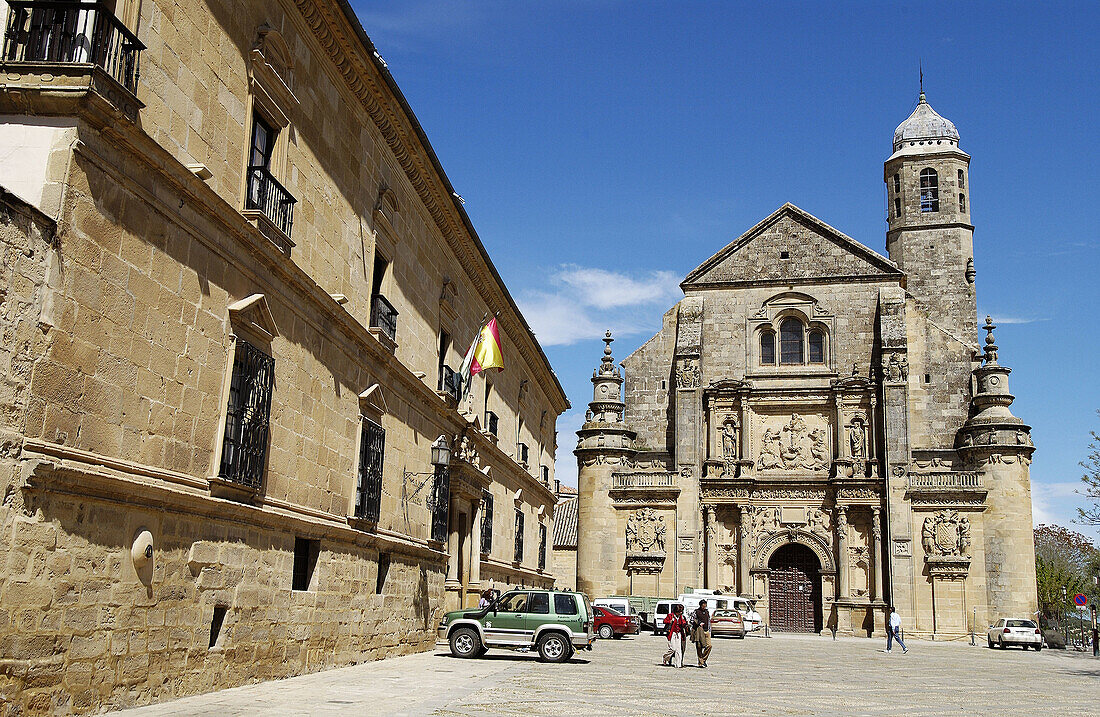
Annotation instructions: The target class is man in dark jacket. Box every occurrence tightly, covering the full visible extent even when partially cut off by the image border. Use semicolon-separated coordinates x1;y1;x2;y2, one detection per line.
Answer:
692;600;712;668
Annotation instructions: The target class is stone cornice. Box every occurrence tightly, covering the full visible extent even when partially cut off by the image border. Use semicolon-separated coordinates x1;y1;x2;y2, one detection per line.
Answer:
295;0;569;413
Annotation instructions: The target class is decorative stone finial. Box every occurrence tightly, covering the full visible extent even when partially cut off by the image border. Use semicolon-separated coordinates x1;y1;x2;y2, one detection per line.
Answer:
600;330;615;375
982;315;998;365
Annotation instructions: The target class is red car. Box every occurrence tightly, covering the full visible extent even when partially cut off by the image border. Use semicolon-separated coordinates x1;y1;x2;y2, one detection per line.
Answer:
593;605;640;639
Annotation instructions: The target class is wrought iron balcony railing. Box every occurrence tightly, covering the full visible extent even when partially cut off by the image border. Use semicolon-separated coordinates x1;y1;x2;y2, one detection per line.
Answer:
245;164;296;238
370;293;398;342
438;364;460;403
2;1;145;94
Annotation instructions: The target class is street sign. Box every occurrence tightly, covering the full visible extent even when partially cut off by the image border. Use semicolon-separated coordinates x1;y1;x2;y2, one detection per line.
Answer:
1073;593;1088;607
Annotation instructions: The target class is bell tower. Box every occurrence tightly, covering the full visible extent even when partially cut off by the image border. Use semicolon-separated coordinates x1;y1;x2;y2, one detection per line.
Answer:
884;90;978;439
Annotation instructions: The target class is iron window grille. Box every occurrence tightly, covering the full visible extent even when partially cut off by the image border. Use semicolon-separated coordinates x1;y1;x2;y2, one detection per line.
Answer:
355;417;385;522
485;411;498;437
513;509;524;563
218;339;275;490
480;490;493;554
429;464;450;543
246;164;296;238
438;364;460;403
538;524;547;571
2;1;145;93
370;293;398;342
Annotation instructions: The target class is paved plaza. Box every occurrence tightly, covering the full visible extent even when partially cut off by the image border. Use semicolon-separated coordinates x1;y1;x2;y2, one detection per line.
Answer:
112;633;1099;716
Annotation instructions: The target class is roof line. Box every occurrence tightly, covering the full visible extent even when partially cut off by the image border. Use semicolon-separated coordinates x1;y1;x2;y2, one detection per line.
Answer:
331;0;568;409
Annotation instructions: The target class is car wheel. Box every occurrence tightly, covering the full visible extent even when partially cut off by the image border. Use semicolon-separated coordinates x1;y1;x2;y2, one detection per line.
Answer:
987;636;994;649
598;624;614;640
998;638;1006;649
1035;643;1042;652
537;633;571;663
449;627;481;659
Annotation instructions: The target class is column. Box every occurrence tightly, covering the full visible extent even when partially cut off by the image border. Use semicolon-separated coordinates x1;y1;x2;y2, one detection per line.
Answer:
836;505;849;599
468;497;482;600
738;505;751;596
872;507;884;602
446;495;460;584
704;505;717;588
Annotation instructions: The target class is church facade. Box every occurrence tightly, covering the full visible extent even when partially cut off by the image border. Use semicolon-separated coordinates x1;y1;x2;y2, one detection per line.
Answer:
575;93;1037;638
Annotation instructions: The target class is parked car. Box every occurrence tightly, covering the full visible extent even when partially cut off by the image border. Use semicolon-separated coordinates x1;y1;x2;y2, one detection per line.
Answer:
987;618;1043;650
593;605;640;639
652;600;684;635
711;609;747;638
730;596;762;632
593;597;635;619
439;589;596;662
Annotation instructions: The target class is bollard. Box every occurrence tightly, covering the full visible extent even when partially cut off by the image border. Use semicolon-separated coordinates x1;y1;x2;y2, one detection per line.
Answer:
1092;605;1098;658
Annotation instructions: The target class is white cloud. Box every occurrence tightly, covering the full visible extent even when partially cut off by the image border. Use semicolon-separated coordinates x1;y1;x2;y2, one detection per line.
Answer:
518;264;683;346
982;313;1048;325
1031;480;1085;527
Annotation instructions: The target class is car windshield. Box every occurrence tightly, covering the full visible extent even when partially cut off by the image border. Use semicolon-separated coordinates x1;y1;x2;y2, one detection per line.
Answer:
601;606;623;616
1007;620;1036;628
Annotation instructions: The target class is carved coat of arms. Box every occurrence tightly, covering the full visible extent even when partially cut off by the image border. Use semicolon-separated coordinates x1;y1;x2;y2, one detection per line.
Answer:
626;507;666;554
922;510;971;557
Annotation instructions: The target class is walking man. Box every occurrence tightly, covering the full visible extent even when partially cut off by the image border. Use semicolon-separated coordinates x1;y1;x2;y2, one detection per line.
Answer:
886;605;908;654
692;600;713;668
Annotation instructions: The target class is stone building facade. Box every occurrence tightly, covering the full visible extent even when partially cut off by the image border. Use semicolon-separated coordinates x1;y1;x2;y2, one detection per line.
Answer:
0;0;567;713
575;93;1037;639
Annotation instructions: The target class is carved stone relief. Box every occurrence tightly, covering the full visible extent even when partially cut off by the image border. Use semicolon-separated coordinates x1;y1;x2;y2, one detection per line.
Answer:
626;507;666;553
882;352;909;382
757;414;829;472
921;510;971;557
676;358;700;389
721;415;740;467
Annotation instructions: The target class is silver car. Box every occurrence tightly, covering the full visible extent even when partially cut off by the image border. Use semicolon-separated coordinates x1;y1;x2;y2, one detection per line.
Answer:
987;618;1042;650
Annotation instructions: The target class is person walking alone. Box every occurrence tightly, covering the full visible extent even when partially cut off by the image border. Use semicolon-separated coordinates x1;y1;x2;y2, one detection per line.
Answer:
886;606;908;654
692;600;713;668
662;604;689;667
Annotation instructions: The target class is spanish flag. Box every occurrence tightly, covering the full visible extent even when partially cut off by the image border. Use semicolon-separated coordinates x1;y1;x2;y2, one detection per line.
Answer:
459;318;505;400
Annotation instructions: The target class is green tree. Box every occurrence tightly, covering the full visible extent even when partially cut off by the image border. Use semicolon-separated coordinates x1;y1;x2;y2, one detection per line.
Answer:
1079;414;1100;525
1033;524;1097;625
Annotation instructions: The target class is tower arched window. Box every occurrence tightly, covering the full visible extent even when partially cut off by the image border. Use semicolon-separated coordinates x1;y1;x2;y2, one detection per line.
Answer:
893;173;900;193
779;318;804;365
808;330;825;364
894;197;901;219
920;168;939;212
957;169;965;189
959;193;966;212
760;330;776;365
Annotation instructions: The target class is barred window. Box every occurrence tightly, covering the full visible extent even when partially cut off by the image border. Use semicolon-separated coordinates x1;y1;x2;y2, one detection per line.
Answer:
760;330;776;365
355;418;385;522
893;173;900;193
514;509;524;563
481;490;493;554
218;338;275;489
538;524;547;571
920;168;939;212
779;318;804;365
959;193;966;212
430;465;449;543
957;169;965;189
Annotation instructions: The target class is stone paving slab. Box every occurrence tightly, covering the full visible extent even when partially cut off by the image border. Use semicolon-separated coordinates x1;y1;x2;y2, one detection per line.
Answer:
112;633;1100;716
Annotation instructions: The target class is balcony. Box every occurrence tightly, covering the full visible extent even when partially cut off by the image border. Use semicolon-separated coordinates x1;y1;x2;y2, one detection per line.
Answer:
245;164;296;244
437;364;460;404
2;2;145;95
609;470;679;506
906;472;984;490
370;293;398;346
612;473;677;489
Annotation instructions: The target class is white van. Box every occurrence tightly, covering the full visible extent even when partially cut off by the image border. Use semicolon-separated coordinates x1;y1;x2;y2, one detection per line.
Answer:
593;597;633;618
652;600;684;635
730;596;762;632
678;590;731;615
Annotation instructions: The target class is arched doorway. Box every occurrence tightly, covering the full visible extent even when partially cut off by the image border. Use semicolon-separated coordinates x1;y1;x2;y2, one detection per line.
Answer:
768;543;822;633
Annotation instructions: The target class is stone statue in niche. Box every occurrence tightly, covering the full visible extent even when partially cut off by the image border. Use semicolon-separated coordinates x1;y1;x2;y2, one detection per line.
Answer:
759;426;783;469
922;510;971;557
721;416;739;464
781;414;807;467
626;507;666;553
849;421;866;458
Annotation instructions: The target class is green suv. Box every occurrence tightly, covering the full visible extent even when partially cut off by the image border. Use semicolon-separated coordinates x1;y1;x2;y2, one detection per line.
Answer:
438;589;596;662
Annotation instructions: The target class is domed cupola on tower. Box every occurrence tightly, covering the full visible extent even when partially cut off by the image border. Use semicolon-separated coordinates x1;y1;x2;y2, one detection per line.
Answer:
892;91;961;154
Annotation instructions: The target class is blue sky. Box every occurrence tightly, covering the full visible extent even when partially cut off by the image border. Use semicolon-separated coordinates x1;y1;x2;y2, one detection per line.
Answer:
350;1;1100;536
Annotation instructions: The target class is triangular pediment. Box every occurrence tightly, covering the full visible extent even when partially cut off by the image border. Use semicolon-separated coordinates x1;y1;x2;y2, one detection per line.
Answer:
228;293;279;341
682;204;903;288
